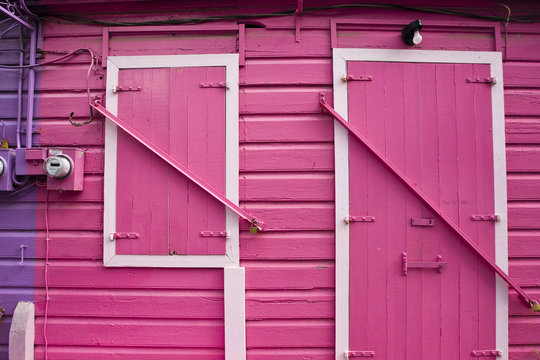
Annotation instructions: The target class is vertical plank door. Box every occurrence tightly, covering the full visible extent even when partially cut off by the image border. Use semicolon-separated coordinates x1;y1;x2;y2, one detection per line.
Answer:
347;61;497;359
115;66;227;256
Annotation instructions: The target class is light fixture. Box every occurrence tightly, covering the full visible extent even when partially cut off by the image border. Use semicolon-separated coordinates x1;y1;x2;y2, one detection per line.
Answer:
402;19;422;46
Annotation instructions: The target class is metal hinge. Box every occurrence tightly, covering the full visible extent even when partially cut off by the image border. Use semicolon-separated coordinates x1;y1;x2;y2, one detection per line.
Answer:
411;217;434;227
345;216;376;224
342;74;372;82
471;214;500;222
466;77;496;84
346;351;375;358
200;231;230;238
471;350;501;357
109;232;140;241
402;252;447;275
200;82;228;89
112;85;142;93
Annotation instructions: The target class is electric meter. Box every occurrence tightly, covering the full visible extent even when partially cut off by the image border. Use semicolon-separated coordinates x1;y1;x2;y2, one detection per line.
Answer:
43;154;72;179
0;157;5;177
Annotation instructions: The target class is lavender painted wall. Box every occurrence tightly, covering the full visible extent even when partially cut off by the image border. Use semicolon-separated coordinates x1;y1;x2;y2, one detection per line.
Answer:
0;21;40;359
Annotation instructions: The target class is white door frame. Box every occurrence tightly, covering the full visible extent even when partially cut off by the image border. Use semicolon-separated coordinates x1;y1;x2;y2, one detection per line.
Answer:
333;48;508;360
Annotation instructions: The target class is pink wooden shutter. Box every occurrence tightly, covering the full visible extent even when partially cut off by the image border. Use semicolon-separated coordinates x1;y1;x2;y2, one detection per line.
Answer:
347;61;497;358
115;66;227;256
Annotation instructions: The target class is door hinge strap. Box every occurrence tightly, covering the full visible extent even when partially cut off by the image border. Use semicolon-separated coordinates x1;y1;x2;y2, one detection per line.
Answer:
471;350;501;357
466;76;496;84
347;351;375;358
342;74;372;82
200;231;229;238
110;232;140;241
200;82;228;88
91;100;264;231
112;85;142;93
319;93;537;309
471;214;500;222
345;216;375;223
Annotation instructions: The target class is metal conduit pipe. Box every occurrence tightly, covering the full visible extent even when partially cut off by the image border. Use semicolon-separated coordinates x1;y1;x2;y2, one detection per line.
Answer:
25;24;36;148
16;24;23;148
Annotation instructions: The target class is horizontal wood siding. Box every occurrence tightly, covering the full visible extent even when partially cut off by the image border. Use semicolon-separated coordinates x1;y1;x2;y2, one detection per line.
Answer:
3;2;538;359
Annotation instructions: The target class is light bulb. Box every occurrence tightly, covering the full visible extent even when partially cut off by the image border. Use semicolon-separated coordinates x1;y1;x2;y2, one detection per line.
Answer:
412;30;422;45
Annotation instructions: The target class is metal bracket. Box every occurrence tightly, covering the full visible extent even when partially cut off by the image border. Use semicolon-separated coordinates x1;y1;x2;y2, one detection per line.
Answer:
466;77;496;84
471;350;501;357
471;214;500;222
18;245;27;267
109;232;140;241
112;85;142;94
402;252;447;275
342;74;373;82
200;231;230;238
346;351;375;358
199;82;228;89
411;217;434;227
345;216;375;224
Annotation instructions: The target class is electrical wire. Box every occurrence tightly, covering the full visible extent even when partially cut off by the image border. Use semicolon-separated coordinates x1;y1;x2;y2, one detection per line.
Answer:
39;2;540;26
43;188;50;360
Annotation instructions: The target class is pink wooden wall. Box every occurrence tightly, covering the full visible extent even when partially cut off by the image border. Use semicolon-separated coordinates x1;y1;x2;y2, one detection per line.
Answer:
14;1;540;358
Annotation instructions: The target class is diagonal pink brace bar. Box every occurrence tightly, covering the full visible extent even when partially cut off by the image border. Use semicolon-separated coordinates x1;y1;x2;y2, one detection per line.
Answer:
91;100;264;231
320;93;538;310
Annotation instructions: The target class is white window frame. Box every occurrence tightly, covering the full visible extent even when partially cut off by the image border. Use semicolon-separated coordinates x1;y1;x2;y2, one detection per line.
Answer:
333;49;508;360
103;54;245;360
103;54;239;268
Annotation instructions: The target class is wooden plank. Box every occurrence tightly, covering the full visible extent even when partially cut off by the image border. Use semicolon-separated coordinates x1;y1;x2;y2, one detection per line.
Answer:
509;259;540;287
244;262;334;290
245;289;334;319
509;230;540;258
240;173;334;202
509;289;540;315
0;203;102;230
507;146;540;172
508;203;540;229
504;62;540;88
34;289;224;319
246;348;334;360
506;119;540;145
509;317;540;344
35;231;102;260
33;318;225;348
240;231;334;260
239;115;334;143
240;59;332;86
35;346;225;360
240;87;332;114
38;64;105;91
239;202;334;231
240;144;333;172
38;119;104;146
508;345;540;360
505;33;540;61
31;261;224;289
246;319;334;348
505;90;540;116
337;29;495;52
507;174;540;200
245;29;331;58
110;34;237;56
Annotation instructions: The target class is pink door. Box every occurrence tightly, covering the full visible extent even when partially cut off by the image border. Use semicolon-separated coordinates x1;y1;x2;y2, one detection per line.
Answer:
348;62;497;358
115;66;227;255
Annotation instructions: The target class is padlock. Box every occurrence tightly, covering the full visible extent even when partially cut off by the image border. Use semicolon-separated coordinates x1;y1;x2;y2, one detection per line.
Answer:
249;219;259;234
531;300;540;312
